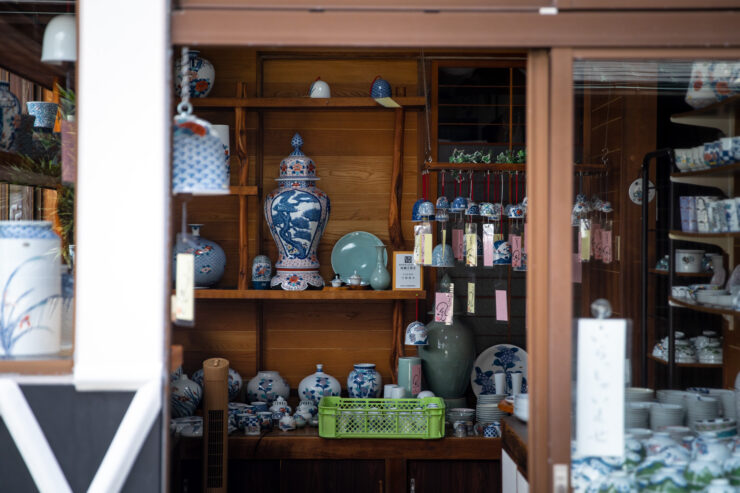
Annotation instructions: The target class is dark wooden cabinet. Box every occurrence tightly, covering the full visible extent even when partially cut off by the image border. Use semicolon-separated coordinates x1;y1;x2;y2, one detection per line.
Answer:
281;460;385;493
408;461;502;493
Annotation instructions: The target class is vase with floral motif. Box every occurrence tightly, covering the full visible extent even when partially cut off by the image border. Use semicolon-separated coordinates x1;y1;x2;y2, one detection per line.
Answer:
174;50;215;98
298;363;341;403
264;133;330;290
347;363;382;398
247;370;290;403
0;82;20;151
173;224;226;288
170;373;202;418
251;255;272;290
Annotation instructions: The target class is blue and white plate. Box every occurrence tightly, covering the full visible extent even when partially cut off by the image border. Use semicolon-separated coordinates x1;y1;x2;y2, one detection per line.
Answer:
470;344;528;397
331;231;387;284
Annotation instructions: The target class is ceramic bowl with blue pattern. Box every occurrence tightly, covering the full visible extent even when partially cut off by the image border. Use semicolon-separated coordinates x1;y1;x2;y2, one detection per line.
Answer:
26;102;58;129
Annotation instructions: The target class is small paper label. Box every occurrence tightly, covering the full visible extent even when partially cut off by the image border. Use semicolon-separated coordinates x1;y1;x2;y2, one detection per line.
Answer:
580;219;591;262
434;292;454;324
523;222;528;254
453;228;464;261
602;230;613;264
483;224;494;267
465;233;477;267
576;319;626;458
175;253;194;323
467;282;475;314
511;235;522;268
414;230;433;266
495;290;508;321
411;364;422;395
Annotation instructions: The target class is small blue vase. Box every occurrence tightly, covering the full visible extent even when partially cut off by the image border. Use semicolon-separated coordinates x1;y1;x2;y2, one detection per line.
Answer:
347;363;382;398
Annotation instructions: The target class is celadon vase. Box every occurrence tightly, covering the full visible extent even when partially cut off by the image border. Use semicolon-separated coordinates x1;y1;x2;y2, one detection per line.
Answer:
418;312;475;408
370;245;390;290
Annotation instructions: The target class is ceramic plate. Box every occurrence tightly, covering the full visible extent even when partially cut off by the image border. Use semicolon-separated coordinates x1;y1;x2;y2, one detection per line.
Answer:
331;231;387;283
470;344;528;397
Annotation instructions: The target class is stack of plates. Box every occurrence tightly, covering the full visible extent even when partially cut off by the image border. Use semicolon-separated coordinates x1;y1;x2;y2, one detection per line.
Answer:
476;394;507;424
649;403;685;430
626;387;655;403
687;387;737;419
657;389;694;406
664;425;692;442
625;402;651;429
447;407;475;424
685;394;720;429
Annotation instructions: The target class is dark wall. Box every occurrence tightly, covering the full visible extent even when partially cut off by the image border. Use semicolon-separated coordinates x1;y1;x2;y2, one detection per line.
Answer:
0;385;162;493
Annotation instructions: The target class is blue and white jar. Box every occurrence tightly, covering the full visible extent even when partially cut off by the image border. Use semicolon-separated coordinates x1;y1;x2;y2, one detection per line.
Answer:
264;134;330;290
174;50;215;98
347;363;382;398
251;255;272;290
173;224;226;288
247;370;290;403
192;367;242;401
170;373;202;418
25;102;58;130
298;363;341;403
172;114;229;195
0;221;61;356
0;82;20;150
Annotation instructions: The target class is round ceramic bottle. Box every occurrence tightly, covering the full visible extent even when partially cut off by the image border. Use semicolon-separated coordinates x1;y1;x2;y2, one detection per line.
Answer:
247;370;290;403
174;50;215;98
173;224;226;288
298;364;341;403
170;373;203;418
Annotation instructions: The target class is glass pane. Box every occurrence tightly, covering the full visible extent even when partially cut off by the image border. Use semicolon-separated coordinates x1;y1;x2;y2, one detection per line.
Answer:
438;67;510;86
439;124;509;143
438;105;509;125
439;87;511;106
570;58;740;492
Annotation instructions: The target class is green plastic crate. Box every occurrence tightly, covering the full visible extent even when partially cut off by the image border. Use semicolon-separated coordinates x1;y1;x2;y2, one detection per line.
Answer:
318;396;445;439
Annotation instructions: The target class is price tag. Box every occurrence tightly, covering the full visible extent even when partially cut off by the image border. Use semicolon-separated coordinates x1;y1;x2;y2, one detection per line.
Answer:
467;282;475;314
464;234;477;266
511;235;522;268
495;290;508;321
592;223;602;260
580;218;591;262
602;230;613;264
483;223;494;267
174;253;194;325
434;292;454;324
452;228;464;261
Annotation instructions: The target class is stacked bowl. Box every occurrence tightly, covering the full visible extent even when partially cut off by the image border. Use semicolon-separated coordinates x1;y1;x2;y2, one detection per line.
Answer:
657;389;693;407
649;403;685;431
626;402;652;429
626;387;655;403
688;387;737;419
685;394;720;430
477;394;507;424
694;417;737;438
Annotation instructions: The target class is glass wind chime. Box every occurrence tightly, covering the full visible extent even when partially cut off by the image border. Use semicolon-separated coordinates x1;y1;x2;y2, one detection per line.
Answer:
572;171;613;264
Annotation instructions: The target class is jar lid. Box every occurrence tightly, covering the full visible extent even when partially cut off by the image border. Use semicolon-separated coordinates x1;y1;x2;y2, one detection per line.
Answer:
277;133;320;181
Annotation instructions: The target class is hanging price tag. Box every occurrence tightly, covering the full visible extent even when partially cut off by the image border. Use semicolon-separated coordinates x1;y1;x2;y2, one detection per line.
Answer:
602;230;613;264
483;223;494;267
580;218;591;262
434;292;454;324
511;235;522;268
414;223;433;265
495;289;508;322
174;253;195;326
467;282;475;314
452;227;464;261
592;222;602;260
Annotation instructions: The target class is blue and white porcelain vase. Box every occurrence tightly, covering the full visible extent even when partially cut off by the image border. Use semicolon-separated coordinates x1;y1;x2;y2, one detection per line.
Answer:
174;50;215;98
0;221;61;356
347;363;382;398
251;255;272;290
171;373;202;417
192;367;242;402
246;370;290;403
172;114;229;195
173;224;226;288
0;82;20;151
264;133;330;290
298;364;341;403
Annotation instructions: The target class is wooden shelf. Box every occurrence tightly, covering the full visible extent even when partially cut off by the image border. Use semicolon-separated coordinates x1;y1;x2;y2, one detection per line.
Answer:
191;288;426;301
648;353;723;369
0;151;59;189
425;162;606;173
648;268;712;278
671;94;740;135
191;96;426;110
176;426;501;460
671;162;740;179
668;296;740;317
0;355;73;375
668;230;739;254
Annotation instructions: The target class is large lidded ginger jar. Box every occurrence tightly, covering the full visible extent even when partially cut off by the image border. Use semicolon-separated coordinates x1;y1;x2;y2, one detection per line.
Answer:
264;133;330;290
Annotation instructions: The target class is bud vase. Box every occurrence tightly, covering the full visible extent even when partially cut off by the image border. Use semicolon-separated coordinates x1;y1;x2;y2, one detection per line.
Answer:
370;245;390;290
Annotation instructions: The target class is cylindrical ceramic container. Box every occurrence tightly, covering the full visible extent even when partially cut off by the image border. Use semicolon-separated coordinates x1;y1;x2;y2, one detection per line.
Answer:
675;249;704;273
347;363;382;398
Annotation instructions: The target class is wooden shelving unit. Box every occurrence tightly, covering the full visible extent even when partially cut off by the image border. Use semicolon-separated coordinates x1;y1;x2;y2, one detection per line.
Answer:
192;289;425;301
0;356;73;375
647;354;722;369
0;150;59;189
670;162;740;179
670;94;740;135
648;268;712;278
668;296;740;317
424;162;607;173
191;96;426;109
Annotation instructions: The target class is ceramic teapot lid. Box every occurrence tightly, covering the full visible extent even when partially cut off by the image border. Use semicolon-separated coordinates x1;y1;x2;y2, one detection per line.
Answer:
277;133;320;181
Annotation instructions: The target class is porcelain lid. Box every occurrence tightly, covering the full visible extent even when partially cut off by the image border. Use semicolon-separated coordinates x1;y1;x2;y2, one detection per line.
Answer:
278;133;319;180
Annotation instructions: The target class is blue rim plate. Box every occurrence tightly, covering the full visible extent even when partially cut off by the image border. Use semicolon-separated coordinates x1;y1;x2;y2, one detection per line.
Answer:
331;231;387;284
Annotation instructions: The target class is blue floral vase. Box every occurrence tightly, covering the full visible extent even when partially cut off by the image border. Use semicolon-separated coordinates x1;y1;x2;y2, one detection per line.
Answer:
264;133;330;290
347;363;382;398
171;373;202;417
173;224;226;288
246;370;290;403
174;50;215;98
0;221;61;356
298;364;341;404
192;367;242;402
251;255;272;290
0;82;20;150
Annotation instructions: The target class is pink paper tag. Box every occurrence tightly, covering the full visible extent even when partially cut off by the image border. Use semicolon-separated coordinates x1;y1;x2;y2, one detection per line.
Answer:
592;223;602;260
523;222;528;254
573;253;582;283
434;292;454;323
452;228;464;261
411;363;422;395
602;230;613;264
511;235;522;268
495;290;508;321
483;224;494;266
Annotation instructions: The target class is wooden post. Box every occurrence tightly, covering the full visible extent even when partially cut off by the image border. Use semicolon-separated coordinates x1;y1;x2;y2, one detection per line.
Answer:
236;82;249;290
389;107;405;250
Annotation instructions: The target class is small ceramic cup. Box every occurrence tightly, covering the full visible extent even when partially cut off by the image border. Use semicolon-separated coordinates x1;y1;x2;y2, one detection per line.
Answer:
245;415;261;435
25;101;58;129
257;411;273;431
252;401;269;413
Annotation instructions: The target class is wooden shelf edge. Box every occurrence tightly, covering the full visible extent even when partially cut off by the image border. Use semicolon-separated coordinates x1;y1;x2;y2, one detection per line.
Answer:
0;357;73;376
670;162;740;179
189;289;426;300
668;296;740;317
647;353;723;369
0;152;60;189
648;268;712;278
671;94;740;121
191;96;426;109
424;162;606;173
669;230;740;239
229;185;258;196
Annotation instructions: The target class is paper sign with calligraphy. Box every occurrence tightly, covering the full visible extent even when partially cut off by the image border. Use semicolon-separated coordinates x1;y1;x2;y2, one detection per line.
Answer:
511;235;522;268
467;282;475;314
495;290;508;322
392;251;423;290
434;292;454;324
575;318;626;458
483;223;494;266
452;228;464;261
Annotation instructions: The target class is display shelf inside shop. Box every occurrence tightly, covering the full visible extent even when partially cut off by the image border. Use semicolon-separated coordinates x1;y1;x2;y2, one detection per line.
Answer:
670;94;740;134
0;354;73;376
648;268;712;278
190;288;426;301
670;162;740;179
190;96;426;110
668;230;738;254
174;426;501;460
424;162;607;173
668;295;740;317
0;151;60;189
647;354;723;369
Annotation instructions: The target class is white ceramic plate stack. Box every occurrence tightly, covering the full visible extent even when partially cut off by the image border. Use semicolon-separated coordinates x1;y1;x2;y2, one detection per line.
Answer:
685;394;720;430
625;387;655;403
657;389;694;406
687;387;737;419
476;395;507;424
625;402;651;429
649;403;685;431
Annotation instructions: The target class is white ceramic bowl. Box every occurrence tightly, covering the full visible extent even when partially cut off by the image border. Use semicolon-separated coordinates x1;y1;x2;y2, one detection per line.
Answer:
513;394;529;422
676;249;705;273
